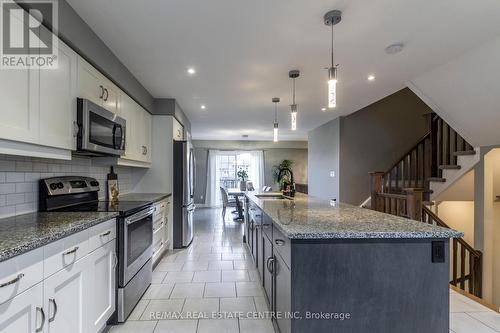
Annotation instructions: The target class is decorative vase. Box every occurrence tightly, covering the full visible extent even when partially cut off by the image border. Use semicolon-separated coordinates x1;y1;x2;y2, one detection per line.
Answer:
239;181;247;191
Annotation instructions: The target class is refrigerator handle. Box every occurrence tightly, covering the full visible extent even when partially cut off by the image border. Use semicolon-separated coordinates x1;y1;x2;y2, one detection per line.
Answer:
191;149;196;199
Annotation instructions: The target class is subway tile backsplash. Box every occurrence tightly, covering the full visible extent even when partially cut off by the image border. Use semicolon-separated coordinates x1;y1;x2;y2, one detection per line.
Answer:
0;154;133;218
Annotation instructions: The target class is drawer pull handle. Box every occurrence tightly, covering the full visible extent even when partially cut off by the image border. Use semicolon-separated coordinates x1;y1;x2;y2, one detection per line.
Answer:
100;231;111;237
266;256;275;274
63;246;79;256
36;307;45;332
0;273;24;288
48;298;58;322
275;239;285;246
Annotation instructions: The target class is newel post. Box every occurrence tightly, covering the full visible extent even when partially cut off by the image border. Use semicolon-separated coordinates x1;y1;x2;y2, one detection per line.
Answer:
404;188;424;221
369;172;385;211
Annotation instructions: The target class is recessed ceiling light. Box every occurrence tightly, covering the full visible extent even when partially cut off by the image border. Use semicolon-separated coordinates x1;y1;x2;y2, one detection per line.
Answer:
200;105;206;110
385;42;404;54
367;74;375;81
187;67;196;75
321;107;327;112
242;134;249;138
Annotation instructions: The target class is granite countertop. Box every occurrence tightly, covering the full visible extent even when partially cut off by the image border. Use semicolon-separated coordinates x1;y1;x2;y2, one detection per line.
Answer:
118;193;171;203
246;192;463;240
0;212;118;262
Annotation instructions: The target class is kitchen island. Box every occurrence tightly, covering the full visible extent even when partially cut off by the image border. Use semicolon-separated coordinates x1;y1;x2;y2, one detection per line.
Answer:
244;192;462;333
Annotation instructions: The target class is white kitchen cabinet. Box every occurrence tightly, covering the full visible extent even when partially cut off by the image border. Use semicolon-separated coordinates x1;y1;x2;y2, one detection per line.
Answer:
0;282;44;333
119;92;152;165
87;240;116;333
0;8;38;145
77;57;120;114
39;37;77;150
43;256;88;333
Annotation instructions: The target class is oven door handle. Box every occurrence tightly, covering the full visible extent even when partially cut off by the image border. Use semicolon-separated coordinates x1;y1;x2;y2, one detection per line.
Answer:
126;207;155;225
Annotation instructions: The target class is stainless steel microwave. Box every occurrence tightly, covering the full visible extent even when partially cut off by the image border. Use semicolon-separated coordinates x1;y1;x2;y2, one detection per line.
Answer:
76;98;126;156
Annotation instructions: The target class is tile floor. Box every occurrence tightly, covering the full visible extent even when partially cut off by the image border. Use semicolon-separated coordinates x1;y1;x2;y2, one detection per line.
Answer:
109;207;500;333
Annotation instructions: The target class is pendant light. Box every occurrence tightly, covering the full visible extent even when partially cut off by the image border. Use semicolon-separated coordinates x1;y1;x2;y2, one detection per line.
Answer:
324;10;342;109
289;70;300;131
272;97;280;142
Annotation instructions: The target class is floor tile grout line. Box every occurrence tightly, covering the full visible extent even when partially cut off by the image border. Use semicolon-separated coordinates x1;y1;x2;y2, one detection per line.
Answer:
464;312;500;332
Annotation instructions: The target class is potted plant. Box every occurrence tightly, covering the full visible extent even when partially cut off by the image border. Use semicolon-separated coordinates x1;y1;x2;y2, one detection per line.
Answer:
272;159;294;191
237;169;249;191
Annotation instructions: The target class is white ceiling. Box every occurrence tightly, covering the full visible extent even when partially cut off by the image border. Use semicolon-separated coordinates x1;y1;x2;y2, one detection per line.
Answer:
67;0;500;141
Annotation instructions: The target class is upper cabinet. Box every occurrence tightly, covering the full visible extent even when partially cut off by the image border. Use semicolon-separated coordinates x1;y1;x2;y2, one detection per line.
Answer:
119;92;152;165
0;17;76;155
0;7;153;166
77;58;119;114
39;32;78;151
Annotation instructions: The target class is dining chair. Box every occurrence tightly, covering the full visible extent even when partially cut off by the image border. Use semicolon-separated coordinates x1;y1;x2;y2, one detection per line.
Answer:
220;187;237;220
246;182;255;191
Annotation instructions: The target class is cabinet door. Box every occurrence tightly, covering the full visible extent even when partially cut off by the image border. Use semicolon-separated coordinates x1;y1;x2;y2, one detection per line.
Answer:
274;254;291;333
44;257;88;333
0;8;38;144
262;234;273;308
87;241;116;333
102;81;119;114
142;111;152;162
119;93;138;160
39;36;77;150
77;58;104;106
0;282;44;333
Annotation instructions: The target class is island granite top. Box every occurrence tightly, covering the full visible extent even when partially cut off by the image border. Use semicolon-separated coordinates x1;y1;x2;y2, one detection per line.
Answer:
118;193;171;203
246;192;463;240
0;211;118;262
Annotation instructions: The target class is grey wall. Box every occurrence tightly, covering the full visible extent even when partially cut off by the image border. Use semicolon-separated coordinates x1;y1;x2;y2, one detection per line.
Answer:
308;118;340;200
18;0;155;112
154;99;192;133
192;141;308;204
308;88;431;205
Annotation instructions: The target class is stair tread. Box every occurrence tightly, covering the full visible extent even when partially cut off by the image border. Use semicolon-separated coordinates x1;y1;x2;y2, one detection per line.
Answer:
423;201;435;206
439;165;461;170
454;150;475;156
428;177;446;182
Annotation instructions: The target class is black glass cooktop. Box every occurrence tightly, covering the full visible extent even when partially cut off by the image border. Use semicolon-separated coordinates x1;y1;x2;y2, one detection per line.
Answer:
55;200;151;215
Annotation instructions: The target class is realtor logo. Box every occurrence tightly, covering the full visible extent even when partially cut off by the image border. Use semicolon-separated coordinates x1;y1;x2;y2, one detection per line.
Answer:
0;0;58;69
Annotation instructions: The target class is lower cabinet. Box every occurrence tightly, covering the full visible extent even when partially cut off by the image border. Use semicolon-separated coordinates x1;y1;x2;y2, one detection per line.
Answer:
274;253;291;333
262;233;273;306
43;256;88;333
0;220;117;333
87;241;116;332
0;282;44;333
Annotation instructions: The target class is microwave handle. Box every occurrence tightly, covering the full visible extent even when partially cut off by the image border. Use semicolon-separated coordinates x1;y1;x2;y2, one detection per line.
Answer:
113;124;123;150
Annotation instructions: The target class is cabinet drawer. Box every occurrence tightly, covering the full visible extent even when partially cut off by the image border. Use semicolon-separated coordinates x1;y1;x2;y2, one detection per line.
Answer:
152;239;165;263
43;229;89;278
0;247;44;304
88;218;116;253
153;220;165;246
154;199;169;218
273;225;291;269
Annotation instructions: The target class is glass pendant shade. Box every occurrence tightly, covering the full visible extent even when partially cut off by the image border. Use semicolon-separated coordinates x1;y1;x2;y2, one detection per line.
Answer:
328;66;337;109
273;122;279;142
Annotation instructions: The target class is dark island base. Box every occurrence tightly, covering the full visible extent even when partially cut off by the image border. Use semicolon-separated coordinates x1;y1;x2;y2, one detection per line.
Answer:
288;238;450;333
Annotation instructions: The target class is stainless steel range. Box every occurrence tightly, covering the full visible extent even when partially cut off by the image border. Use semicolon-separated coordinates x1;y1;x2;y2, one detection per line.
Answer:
39;176;153;322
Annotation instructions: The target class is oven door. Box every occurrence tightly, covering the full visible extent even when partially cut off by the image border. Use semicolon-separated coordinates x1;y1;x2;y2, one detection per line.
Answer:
77;98;126;156
119;206;154;286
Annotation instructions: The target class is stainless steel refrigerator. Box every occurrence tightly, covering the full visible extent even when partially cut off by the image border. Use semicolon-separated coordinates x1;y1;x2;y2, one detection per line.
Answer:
173;140;195;248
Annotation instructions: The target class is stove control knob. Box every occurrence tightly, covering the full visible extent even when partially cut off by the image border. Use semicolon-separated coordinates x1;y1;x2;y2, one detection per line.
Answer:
49;183;58;191
56;182;64;189
90;181;99;187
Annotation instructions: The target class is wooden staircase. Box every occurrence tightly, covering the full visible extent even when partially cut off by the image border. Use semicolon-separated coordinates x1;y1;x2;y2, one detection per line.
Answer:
369;112;482;298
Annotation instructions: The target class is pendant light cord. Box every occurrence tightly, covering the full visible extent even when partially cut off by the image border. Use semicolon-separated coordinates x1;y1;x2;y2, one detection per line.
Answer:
331;23;334;67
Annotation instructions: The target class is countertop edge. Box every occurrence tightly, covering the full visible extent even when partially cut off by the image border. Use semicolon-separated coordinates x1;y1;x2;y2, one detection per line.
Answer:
246;193;464;240
0;212;119;263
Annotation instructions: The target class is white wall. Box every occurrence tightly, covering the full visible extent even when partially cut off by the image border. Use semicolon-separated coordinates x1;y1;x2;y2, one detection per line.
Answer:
436;201;474;246
408;36;500;147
